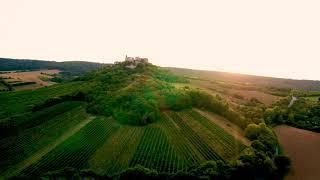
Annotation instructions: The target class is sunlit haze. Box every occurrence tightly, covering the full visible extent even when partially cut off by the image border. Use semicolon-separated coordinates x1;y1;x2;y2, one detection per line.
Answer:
1;0;319;80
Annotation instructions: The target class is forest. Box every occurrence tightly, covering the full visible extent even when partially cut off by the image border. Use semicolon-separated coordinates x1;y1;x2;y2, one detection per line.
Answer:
0;58;104;77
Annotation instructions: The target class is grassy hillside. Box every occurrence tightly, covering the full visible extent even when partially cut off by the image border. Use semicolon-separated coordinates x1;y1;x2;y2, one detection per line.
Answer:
0;60;289;179
168;67;320;91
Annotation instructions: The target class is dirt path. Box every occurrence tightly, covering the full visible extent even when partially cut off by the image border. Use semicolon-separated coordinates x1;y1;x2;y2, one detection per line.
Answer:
288;96;298;108
274;125;320;180
194;109;251;146
3;116;95;178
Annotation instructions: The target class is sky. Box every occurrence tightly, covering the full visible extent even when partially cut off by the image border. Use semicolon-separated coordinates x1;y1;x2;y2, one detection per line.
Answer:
0;0;319;80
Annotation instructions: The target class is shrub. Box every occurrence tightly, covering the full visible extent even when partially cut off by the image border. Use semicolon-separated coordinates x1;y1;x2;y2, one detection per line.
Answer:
245;124;261;140
245;123;278;155
118;165;158;180
251;140;267;152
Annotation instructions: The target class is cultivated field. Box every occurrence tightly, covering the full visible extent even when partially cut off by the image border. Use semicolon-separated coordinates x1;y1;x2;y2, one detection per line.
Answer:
0;69;60;91
194;109;250;146
0;81;85;121
0;105;247;177
187;79;281;106
228;89;280;106
274;125;320;180
0;101;90;176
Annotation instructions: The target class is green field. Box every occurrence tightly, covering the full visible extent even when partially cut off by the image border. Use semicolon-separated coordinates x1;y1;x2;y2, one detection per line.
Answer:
21;117;118;176
0;106;247;177
0;81;85;121
129;127;184;173
0;101;89;174
182;110;247;159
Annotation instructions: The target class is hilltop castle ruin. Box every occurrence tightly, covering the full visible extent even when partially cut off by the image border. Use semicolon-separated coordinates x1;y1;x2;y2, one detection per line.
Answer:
125;55;148;63
124;55;149;69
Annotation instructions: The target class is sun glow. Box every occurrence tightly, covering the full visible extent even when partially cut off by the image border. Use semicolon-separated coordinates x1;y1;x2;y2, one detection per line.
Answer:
0;0;319;80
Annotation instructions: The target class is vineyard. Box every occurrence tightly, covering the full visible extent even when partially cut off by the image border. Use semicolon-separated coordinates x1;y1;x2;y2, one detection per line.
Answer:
179;110;247;159
1;107;248;177
129;127;186;173
21;117;118;176
88;125;145;175
165;111;224;161
0;101;88;173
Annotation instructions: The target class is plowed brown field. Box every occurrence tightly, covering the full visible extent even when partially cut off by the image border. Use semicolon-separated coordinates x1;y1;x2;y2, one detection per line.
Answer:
274;125;320;180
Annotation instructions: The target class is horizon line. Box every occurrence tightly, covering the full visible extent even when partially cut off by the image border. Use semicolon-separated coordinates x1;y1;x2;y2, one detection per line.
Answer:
1;56;319;82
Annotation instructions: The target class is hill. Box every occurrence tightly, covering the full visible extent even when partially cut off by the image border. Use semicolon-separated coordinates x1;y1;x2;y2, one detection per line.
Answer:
0;58;104;75
0;60;289;179
0;58;106;91
168;67;320;91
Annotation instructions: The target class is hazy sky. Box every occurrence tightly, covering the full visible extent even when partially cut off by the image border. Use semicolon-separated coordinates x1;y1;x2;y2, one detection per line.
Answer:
1;0;319;80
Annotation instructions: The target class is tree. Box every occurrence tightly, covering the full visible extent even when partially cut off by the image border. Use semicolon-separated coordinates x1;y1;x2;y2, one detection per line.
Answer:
192;161;218;177
244;124;260;140
251;140;266;152
118;165;158;180
288;113;295;123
